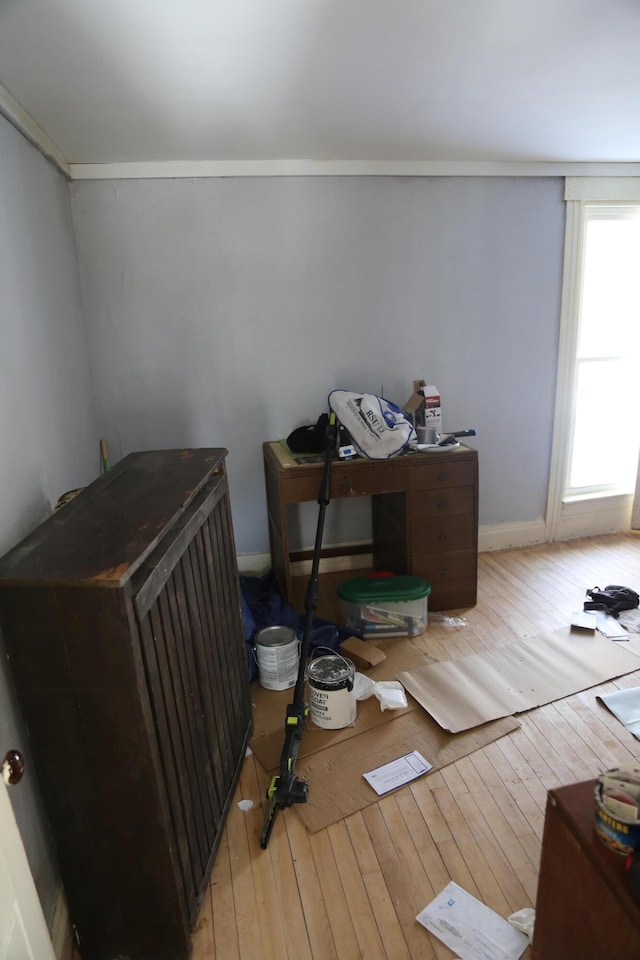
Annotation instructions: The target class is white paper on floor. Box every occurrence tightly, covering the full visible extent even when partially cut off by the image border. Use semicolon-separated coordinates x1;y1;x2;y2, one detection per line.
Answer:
620;608;640;632
596;611;629;640
416;881;529;960
597;685;640;739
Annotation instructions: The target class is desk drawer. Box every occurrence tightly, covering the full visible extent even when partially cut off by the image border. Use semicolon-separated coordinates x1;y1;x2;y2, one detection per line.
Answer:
281;464;409;503
411;515;476;555
409;485;474;520
410;459;475;492
331;464;409;498
412;551;477;610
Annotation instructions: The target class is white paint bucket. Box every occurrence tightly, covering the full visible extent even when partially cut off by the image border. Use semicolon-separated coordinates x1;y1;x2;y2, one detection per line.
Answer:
254;626;299;691
307;654;356;729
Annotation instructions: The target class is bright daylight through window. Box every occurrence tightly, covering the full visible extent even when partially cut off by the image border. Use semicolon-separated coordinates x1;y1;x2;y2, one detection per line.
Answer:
566;205;640;499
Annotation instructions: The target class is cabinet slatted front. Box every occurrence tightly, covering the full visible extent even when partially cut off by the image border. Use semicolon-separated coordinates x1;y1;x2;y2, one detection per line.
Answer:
0;449;252;960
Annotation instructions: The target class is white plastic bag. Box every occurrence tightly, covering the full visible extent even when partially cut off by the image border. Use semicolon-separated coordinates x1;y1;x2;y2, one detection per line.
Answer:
507;908;535;943
328;390;416;460
353;673;408;711
374;681;408;711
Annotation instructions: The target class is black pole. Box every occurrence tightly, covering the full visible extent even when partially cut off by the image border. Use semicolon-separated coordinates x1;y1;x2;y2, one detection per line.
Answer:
260;413;338;848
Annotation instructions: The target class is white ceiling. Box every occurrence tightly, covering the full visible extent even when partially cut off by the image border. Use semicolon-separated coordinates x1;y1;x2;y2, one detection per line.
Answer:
1;0;640;169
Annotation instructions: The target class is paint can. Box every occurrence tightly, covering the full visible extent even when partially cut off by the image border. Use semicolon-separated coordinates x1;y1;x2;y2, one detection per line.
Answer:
594;776;640;856
307;654;356;729
254;626;299;691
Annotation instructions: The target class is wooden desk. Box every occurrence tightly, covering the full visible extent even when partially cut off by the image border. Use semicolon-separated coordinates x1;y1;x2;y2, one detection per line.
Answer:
263;441;478;612
532;779;640;959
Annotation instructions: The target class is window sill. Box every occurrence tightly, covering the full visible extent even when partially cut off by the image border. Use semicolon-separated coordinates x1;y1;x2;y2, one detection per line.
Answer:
563;490;633;505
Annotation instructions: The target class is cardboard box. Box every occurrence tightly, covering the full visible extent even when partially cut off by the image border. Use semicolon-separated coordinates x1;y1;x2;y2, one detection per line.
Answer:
339;636;387;670
404;380;442;434
422;384;442;434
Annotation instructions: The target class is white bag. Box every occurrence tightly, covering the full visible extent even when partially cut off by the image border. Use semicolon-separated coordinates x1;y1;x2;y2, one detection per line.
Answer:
328;390;416;460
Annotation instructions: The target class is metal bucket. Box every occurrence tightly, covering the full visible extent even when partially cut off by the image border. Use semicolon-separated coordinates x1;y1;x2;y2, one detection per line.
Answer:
254;626;299;691
308;654;356;729
594;788;640;856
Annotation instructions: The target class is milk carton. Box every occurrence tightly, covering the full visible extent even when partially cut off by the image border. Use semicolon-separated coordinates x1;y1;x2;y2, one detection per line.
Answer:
422;385;442;436
403;381;443;444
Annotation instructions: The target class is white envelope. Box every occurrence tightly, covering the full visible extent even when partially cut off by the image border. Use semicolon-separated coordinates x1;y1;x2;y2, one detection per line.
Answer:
416;881;529;960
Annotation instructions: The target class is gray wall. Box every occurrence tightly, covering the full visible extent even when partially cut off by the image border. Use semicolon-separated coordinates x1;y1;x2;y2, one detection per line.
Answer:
0;140;566;922
71;176;565;554
0;114;99;920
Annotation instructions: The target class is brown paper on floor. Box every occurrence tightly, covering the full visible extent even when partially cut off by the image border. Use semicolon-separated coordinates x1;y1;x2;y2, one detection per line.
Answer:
397;626;640;734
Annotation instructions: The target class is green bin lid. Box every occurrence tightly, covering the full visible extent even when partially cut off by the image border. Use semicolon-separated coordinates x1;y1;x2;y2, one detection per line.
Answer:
338;574;431;603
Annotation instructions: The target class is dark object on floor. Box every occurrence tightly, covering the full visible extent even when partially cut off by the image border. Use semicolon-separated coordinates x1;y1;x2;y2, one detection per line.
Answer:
584;584;639;619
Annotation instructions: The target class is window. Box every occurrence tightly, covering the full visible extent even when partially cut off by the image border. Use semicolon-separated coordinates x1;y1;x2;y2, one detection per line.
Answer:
567;206;640;497
547;179;640;539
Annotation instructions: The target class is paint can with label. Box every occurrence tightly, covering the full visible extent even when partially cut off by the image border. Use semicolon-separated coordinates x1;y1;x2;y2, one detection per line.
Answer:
307;653;356;729
254;626;299;691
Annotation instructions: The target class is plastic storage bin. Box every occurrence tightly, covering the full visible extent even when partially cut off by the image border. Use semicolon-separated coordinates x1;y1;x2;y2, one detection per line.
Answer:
337;574;431;638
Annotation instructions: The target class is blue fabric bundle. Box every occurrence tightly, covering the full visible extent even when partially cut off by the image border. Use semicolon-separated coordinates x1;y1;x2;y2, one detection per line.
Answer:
239;571;351;682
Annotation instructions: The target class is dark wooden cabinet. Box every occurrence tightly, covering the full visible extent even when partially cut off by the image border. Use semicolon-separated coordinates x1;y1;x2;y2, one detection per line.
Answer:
532;780;640;959
264;441;478;611
0;449;252;960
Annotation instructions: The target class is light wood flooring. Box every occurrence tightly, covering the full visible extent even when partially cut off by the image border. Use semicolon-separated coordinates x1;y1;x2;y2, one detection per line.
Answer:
191;532;640;960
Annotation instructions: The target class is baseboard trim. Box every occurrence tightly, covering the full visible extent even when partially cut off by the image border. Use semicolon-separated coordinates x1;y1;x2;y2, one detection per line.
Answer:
236;521;550;578
237;553;272;576
236;514;630;575
478;519;548;552
290;553;375;578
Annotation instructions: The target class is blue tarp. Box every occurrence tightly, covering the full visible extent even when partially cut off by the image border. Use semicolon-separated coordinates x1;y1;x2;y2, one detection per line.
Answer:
240;571;352;682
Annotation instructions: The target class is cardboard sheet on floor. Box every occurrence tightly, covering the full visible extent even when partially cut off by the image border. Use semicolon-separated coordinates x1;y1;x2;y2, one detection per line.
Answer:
251;636;430;771
397;627;640;734
267;711;519;833
250;636;519;832
597;686;640;740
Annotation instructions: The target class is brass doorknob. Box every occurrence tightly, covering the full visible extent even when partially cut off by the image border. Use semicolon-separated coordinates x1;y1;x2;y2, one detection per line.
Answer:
2;749;25;785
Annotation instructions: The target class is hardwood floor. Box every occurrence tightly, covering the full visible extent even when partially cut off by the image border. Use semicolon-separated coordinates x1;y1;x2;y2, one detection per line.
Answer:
192;533;640;960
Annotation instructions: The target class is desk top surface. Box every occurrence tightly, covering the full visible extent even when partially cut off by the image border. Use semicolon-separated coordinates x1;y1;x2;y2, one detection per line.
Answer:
265;439;476;471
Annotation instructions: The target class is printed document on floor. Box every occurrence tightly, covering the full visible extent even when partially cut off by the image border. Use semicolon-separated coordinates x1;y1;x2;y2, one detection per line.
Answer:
416;881;529;960
363;750;432;795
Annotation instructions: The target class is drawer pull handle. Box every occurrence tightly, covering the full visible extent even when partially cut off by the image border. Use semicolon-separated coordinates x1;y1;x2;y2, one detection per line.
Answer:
437;500;448;511
439;567;449;578
437;531;447;542
438;472;449;482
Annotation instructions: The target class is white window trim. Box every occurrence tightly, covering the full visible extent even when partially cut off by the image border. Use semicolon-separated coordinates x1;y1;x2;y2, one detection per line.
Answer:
546;178;640;541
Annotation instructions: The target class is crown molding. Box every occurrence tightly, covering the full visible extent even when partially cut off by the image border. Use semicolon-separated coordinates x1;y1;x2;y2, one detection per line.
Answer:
69;159;640;181
0;83;69;177
2;91;640;184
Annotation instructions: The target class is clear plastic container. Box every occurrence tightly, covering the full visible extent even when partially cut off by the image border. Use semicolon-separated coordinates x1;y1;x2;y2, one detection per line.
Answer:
337;574;431;638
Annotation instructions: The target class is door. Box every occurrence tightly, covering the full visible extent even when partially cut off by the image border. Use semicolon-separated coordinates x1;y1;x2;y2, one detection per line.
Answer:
0;751;55;960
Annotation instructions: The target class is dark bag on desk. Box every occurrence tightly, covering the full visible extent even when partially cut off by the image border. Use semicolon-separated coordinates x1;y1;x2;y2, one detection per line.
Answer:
584;584;639;619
